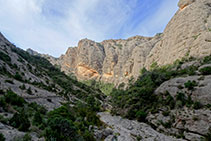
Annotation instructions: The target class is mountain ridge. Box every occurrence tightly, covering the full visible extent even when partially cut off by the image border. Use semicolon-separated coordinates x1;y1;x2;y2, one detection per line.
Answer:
32;0;211;86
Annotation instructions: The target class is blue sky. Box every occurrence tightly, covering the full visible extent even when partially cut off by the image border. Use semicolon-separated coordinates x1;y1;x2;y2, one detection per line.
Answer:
0;0;179;57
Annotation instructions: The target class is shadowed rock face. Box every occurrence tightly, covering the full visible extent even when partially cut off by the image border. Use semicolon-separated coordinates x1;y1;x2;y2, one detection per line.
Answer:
44;0;211;86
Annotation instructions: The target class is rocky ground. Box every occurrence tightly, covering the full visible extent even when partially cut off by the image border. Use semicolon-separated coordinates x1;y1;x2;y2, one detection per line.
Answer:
97;112;185;141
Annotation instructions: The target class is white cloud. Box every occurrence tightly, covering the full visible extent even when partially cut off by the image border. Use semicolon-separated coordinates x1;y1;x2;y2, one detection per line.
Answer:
0;0;179;57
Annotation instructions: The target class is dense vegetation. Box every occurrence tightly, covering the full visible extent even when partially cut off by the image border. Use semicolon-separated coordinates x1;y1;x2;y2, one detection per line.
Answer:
110;56;210;121
0;90;102;140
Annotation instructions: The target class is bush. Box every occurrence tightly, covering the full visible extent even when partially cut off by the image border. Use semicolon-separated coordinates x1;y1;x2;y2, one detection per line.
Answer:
33;112;43;126
176;92;186;106
4;90;25;106
0;133;5;141
45;117;77;141
14;72;23;81
193;101;203;109
9;112;30;131
0;51;11;63
199;66;211;75
0;96;6;109
22;133;32;141
27;87;32;95
184;80;197;90
136;110;147;122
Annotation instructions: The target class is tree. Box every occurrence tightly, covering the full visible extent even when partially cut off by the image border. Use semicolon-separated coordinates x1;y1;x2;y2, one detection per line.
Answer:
45;117;77;141
9;112;30;131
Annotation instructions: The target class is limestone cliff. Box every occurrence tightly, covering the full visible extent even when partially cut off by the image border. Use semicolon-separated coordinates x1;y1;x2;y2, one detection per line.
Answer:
145;0;211;68
52;35;162;86
44;0;211;86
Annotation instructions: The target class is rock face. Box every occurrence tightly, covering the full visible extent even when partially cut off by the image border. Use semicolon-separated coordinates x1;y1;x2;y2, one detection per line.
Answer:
145;0;211;68
97;112;184;141
155;75;211;105
51;35;162;86
44;0;211;86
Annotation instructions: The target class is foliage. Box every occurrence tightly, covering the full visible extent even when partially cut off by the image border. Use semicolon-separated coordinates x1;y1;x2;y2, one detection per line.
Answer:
45;117;77;141
0;51;11;63
45;104;100;140
110;55;208;120
0;133;5;141
184;80;197;90
22;134;32;141
4;90;25;106
199;66;211;75
9;111;30;131
193;101;203;109
27;87;32;95
0;96;6;109
135;110;147;122
14;72;23;81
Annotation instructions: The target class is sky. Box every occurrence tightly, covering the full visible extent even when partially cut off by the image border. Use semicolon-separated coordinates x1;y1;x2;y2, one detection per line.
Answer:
0;0;179;57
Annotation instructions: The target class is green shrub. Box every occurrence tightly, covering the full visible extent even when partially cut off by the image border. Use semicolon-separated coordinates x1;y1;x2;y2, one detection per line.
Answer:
27;87;32;95
33;112;43;126
0;51;11;63
184;80;197;90
5;90;25;106
176;92;186;106
22;133;32;141
136;110;147;122
0;96;6;108
0;133;5;141
199;66;211;75
203;56;211;64
9;112;30;131
193;101;203;109
14;72;23;81
45;117;77;141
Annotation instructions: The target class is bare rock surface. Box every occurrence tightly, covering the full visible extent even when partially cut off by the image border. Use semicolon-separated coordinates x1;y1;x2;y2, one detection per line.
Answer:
147;108;211;140
98;112;185;141
145;0;211;68
155;75;211;105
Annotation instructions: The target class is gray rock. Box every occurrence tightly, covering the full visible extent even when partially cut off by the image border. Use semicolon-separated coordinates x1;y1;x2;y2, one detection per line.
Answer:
98;112;184;141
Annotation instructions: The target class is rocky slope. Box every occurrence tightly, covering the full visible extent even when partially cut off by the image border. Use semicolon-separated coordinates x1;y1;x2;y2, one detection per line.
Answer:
41;0;211;86
97;112;184;141
110;56;211;141
0;32;106;140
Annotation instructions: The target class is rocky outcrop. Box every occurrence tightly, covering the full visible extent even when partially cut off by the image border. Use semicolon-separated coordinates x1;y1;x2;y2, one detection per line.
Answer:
147;107;211;140
145;0;211;68
155;75;211;105
43;0;211;86
50;35;162;86
97;112;184;141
